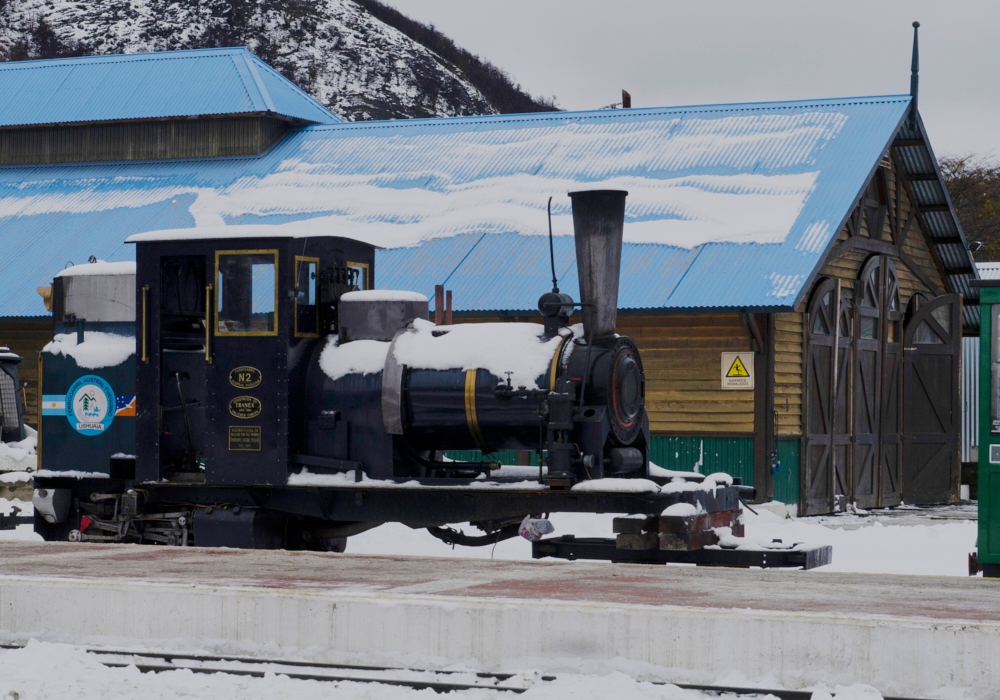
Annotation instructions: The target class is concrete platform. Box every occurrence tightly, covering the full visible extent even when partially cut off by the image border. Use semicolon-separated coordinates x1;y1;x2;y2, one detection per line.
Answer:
0;542;997;695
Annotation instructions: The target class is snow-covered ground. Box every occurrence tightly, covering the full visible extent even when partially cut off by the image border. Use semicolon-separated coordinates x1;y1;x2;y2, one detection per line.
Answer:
0;497;978;576
347;506;978;577
0;640;887;700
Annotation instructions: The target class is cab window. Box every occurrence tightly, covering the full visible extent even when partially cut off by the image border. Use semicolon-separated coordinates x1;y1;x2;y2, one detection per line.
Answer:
347;261;369;291
216;250;277;335
295;256;319;337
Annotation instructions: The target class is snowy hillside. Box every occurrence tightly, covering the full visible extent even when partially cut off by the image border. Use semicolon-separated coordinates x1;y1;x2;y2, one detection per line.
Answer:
0;0;551;121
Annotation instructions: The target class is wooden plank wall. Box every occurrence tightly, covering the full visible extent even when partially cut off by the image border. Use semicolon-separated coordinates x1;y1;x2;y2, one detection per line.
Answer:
0;117;290;165
773;313;804;436
616;315;754;434
0;320;51;428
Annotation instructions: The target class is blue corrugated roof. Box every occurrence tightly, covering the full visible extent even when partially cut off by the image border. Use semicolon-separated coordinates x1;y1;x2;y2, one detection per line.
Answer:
0;94;913;317
0;48;338;127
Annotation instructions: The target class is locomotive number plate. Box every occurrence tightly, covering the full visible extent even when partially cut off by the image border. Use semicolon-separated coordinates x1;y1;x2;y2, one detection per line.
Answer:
229;425;262;451
229;396;262;419
229;366;262;389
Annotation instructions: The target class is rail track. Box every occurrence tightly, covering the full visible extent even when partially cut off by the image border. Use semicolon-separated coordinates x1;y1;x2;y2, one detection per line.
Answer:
0;643;924;698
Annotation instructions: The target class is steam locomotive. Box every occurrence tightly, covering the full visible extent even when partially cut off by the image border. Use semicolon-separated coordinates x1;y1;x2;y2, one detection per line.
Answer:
15;188;816;566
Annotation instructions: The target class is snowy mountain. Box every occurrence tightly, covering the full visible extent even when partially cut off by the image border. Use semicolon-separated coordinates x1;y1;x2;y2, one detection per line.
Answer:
0;0;556;121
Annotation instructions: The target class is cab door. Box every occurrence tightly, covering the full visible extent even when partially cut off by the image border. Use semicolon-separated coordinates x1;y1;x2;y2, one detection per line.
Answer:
204;248;287;485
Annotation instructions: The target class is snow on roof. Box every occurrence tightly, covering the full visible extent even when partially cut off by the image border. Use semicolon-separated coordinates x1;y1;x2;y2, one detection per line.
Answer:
125;223;375;244
55;261;136;278
0;95;913;316
341;290;428;302
0;48;338;128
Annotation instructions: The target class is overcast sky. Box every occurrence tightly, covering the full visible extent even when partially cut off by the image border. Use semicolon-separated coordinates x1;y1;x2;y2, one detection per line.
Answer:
381;0;998;159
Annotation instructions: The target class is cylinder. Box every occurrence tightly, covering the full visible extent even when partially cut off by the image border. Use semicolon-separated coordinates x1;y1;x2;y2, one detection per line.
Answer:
568;189;628;342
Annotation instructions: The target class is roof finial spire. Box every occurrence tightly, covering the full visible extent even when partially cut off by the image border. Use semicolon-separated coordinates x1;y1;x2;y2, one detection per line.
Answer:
909;21;920;131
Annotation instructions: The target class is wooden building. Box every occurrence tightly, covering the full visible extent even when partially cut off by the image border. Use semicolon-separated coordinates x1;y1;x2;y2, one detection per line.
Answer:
0;40;976;513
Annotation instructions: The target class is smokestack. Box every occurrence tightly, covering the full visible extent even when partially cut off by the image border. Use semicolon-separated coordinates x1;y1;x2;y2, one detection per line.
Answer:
622;90;631;108
568;189;628;343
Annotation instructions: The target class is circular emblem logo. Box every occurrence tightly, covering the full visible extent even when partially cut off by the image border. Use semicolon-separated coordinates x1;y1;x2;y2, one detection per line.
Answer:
229;396;262;419
229;366;262;389
66;375;116;436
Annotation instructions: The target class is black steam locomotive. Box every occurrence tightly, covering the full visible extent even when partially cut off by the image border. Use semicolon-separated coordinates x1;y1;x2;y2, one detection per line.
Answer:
23;189;830;568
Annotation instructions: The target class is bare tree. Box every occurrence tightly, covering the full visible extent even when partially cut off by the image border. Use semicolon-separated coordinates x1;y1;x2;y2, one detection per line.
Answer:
940;155;1000;262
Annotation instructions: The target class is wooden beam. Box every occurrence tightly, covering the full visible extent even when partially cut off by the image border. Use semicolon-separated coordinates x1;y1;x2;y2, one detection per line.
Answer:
824;236;860;265
753;313;775;502
919;204;951;213
906;173;938;181
739;311;763;353
896;208;917;248
898;249;942;296
826;235;898;267
893;138;924;147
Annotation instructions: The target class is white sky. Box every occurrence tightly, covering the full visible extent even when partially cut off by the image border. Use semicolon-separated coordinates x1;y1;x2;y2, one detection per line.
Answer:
380;0;999;159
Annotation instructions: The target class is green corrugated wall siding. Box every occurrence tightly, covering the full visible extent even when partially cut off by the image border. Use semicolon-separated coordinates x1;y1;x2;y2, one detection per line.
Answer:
445;437;806;503
649;436;754;486
773;439;800;505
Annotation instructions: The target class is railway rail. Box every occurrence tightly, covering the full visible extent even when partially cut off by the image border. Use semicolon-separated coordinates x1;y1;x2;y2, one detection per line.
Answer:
0;643;924;699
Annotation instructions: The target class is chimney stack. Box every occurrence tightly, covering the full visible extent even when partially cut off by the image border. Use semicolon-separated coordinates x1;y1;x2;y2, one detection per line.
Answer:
434;285;444;325
622;90;631;108
568;189;628;343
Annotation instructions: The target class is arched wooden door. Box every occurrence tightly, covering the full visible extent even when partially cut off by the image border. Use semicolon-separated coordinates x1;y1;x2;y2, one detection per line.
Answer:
853;255;903;509
853;257;882;509
803;277;853;515
878;259;903;507
902;293;961;504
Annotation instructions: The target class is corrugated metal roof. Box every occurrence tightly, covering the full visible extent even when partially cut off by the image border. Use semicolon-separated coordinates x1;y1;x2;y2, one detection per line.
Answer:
0;48;338;127
0;92;960;319
977;263;1000;280
892;115;979;333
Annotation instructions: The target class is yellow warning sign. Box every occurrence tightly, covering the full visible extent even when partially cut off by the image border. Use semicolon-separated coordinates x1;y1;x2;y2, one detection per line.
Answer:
726;356;750;378
721;352;754;390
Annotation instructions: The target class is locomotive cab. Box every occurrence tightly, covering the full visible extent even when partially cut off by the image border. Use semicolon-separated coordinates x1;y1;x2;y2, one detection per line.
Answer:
132;234;376;486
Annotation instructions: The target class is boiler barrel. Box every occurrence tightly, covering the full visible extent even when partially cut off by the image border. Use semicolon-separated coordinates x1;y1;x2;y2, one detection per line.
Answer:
403;368;547;452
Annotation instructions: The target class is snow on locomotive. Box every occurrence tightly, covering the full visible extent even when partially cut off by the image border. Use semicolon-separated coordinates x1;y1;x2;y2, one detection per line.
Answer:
27;190;828;567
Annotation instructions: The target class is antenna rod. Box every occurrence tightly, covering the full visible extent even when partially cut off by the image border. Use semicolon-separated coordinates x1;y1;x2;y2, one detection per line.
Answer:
909;21;920;131
548;196;559;293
